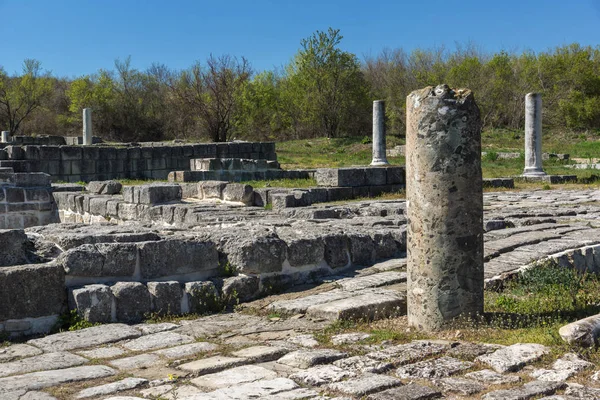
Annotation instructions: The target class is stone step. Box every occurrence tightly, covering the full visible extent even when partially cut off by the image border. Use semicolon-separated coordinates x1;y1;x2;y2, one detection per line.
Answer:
27;324;141;352
306;289;406;321
334;271;407;291
0;365;116;394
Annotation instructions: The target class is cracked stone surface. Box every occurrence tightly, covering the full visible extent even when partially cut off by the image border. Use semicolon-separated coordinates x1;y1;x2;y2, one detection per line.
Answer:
5;189;600;399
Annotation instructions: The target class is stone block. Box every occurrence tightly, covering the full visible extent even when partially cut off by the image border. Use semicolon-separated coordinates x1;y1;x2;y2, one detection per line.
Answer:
323;233;351;268
217;275;260;304
137;184;181;205
385;166;405;184
308;188;328;204
327;187;354;202
111;282;151;323
147;281;183;316
38;146;61;160
316;168;364;187
137;239;219;279
69;284;114;323
365;167;388;186
0;229;32;267
253;188;270;207
86;180;122;195
349;233;376;265
184;281;221;314
5;146;25;160
284;237;325;268
88;196;111;216
60;146;82;161
0;263;65;321
200;181;228;199
222;183;254;205
216;229;287;274
4;187;24;202
60;243;137;277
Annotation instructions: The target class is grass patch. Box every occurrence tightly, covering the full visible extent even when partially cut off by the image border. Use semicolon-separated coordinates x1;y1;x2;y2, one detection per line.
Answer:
244;178;317;188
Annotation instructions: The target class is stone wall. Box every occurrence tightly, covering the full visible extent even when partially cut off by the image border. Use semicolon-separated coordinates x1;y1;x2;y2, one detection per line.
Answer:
0;142;276;182
0;168;59;229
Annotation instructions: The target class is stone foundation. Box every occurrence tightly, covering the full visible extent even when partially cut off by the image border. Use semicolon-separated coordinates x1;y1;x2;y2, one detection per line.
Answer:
0;141;276;182
0;168;59;229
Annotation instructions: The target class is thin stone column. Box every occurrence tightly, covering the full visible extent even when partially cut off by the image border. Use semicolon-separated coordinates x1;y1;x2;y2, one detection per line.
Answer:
406;84;484;331
371;100;389;166
0;131;9;143
83;108;93;146
523;93;545;176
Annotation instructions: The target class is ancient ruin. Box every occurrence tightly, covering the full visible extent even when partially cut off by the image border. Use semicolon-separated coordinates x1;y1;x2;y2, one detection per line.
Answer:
2;88;600;399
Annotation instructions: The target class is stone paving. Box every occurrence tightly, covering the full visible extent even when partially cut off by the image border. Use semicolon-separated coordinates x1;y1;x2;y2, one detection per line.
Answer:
3;311;600;399
4;188;600;398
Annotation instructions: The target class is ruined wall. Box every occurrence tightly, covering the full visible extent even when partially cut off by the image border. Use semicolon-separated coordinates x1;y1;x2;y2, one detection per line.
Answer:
0;169;59;229
0;142;276;182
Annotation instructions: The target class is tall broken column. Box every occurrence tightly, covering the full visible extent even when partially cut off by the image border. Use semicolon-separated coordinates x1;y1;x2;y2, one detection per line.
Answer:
522;93;545;176
1;131;10;143
371;100;389;166
406;84;484;331
83;108;93;145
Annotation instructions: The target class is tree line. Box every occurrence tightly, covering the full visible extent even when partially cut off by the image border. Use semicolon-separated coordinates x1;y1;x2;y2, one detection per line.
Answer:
1;28;599;143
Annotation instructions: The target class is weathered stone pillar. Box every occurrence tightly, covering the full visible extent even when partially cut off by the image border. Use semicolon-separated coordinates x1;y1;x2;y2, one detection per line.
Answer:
406;84;484;331
0;131;10;143
83;108;93;146
371;100;389;166
523;93;545;176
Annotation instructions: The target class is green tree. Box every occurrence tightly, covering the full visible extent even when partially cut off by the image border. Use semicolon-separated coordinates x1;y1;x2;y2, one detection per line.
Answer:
170;55;252;142
0;59;53;134
284;28;370;138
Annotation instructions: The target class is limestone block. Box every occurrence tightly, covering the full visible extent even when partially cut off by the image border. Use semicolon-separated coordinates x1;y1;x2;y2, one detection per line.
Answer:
137;184;181;205
349;233;376;265
365;167;387;186
308;187;328;203
69;284;114;323
315;167;366;187
184;281;221;314
279;233;325;268
222;183;254;205
200;180;228;199
137;239;219;279
86;181;122;195
12;172;51;187
323;233;351;268
147;281;183;316
111;282;152;323
0;229;32;267
326;187;354;202
215;228;287;274
60;243;136;277
60;146;82;161
217;275;260;304
0;263;65;321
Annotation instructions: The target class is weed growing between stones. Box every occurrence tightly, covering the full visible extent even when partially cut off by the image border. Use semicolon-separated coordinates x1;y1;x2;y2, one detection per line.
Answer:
53;309;99;332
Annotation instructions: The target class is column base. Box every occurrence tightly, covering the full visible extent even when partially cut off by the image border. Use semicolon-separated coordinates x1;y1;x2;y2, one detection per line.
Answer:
522;168;546;177
370;159;390;166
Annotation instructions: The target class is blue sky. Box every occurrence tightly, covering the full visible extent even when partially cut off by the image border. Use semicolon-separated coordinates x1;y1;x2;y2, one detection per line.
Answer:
1;0;599;78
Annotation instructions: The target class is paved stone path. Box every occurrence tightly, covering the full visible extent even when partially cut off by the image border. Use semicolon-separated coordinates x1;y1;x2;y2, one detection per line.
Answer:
3;311;600;399
4;188;600;399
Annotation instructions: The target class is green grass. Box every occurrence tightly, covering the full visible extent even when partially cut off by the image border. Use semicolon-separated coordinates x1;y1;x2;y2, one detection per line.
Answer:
277;137;405;169
244;178;317;188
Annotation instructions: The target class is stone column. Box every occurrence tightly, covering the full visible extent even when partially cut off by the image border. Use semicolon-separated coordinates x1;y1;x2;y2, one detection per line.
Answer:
522;93;545;176
406;84;484;331
83;108;93;146
371;100;389;166
0;131;10;143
